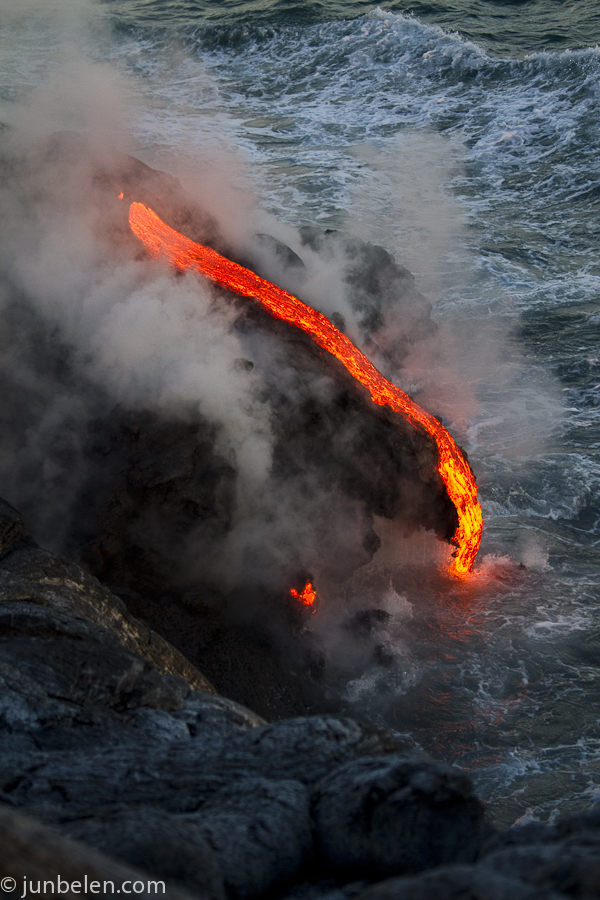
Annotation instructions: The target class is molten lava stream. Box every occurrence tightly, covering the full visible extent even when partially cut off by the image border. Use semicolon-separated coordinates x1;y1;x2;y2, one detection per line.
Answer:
290;581;318;609
127;200;483;576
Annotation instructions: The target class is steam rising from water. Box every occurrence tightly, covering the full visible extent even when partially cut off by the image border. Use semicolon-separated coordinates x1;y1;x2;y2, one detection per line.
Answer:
2;0;598;828
0;0;565;591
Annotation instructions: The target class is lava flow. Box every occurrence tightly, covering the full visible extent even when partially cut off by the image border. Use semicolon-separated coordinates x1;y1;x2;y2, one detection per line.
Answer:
290;581;318;609
127;200;483;576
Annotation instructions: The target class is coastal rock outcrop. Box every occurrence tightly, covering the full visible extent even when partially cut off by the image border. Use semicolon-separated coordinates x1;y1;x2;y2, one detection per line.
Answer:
1;498;599;899
313;755;487;879
1;133;598;900
0;131;460;718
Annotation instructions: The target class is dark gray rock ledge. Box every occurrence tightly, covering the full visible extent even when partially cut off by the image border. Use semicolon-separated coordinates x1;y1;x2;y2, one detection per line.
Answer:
1;498;599;899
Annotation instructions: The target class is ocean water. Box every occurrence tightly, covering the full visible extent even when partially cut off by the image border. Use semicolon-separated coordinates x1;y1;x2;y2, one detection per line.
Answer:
1;0;599;826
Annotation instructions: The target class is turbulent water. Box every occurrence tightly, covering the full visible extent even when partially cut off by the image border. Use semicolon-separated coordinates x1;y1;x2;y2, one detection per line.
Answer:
1;0;599;826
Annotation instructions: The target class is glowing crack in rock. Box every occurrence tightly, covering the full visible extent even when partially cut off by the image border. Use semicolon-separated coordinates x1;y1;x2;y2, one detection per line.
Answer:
127;200;483;576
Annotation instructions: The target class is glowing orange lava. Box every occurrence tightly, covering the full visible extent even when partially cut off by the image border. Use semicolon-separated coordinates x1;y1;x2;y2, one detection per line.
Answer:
127;200;483;575
290;581;318;607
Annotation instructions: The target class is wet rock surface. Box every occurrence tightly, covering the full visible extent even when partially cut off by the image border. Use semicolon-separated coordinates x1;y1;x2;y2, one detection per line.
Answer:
1;501;599;900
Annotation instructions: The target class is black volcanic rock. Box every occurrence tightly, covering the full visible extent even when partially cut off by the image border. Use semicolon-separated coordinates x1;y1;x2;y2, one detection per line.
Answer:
0;504;405;895
0;541;217;698
65;808;227;899
313;754;488;880
478;810;600;899
0;131;463;715
1;499;599;900
0;804;202;900
352;864;562;900
0;131;457;570
0;499;27;559
298;225;433;347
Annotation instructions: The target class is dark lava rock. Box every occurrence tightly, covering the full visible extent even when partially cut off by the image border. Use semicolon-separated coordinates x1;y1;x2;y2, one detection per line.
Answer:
298;226;433;348
0;498;27;559
63;807;227;899
478;809;600;900
186;776;312;898
65;778;313;898
233;715;410;788
313;754;488;880
1;498;597;900
352;863;563;900
0;502;418;898
0;542;217;697
0;803;201;900
282;882;370;900
0;131;461;717
2;135;593;900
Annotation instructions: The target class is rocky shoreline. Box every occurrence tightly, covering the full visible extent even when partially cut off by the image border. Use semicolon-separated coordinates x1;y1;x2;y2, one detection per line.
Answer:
1;498;598;899
1;132;598;898
0;131;462;722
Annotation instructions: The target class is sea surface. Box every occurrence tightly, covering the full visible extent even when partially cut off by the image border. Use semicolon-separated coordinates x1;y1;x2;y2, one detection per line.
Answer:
1;0;599;826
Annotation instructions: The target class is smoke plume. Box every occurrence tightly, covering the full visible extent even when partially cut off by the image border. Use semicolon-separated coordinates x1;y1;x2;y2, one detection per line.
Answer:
0;0;564;715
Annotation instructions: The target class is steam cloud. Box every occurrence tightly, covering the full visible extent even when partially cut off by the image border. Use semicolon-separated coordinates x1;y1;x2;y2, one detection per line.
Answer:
0;0;562;658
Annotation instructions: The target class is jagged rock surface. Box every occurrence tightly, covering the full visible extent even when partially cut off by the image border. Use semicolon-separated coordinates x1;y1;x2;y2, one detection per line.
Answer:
0;804;202;900
0;502;403;897
313;755;488;879
0;499;216;697
352;864;564;900
1;500;599;899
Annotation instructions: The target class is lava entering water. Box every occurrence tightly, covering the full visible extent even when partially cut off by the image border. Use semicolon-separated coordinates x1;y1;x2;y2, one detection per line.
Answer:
127;200;483;576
